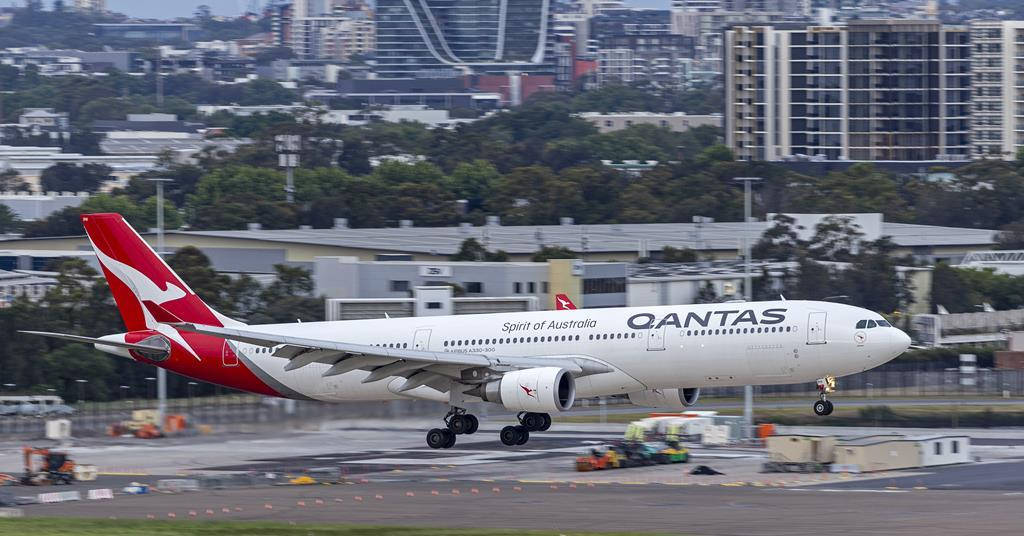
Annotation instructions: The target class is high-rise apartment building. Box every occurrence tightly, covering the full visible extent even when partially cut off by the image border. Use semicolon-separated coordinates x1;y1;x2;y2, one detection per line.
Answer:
73;0;106;11
725;21;971;161
970;20;1024;160
375;0;555;78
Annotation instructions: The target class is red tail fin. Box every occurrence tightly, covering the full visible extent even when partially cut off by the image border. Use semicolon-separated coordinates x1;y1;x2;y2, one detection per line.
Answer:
555;294;577;310
81;213;240;331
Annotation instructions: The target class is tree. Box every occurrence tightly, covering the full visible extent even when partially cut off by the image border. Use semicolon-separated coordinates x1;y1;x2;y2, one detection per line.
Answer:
996;220;1024;250
338;139;371;175
450;238;508;262
531;246;577;262
0;205;20;234
695;282;718;303
807;215;864;262
21;206;85;237
753;214;805;261
39;163;112;193
167;246;231;311
0;169;30;192
659;246;698;263
249;265;323;324
931;263;976;313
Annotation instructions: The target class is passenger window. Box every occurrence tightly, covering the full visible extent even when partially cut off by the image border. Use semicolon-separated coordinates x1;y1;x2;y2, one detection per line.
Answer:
856;320;867;329
866;320;876;328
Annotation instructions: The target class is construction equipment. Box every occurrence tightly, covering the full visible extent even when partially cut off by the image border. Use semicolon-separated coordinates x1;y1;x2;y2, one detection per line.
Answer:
20;447;75;486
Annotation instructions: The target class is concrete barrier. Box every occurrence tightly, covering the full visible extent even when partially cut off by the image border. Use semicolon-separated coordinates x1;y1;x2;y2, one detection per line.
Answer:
156;479;200;492
37;490;81;503
87;488;114;500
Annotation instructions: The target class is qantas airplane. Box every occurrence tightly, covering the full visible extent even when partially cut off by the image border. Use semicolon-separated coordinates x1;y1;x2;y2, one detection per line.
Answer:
24;214;911;449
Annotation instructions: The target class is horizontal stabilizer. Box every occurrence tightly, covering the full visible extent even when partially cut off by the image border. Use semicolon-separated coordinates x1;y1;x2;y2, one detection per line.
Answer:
18;331;167;351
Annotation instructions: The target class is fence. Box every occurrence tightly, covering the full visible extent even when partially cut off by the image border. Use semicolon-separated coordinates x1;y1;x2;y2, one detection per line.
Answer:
2;369;1022;437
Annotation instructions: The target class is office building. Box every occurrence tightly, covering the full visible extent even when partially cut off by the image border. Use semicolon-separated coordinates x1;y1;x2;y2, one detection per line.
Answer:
93;24;201;43
725;20;971;161
590;9;695;86
969;20;1024;160
375;0;555;78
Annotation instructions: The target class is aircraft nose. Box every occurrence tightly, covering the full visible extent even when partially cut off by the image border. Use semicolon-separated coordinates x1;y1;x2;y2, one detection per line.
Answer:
891;329;911;356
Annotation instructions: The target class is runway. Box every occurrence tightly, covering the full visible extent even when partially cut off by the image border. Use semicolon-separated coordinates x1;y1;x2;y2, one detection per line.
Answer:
6;421;1024;534
16;478;1024;535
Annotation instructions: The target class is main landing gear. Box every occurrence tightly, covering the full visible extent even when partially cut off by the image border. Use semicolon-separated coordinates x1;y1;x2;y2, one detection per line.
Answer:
814;375;836;416
426;407;480;449
499;412;552;447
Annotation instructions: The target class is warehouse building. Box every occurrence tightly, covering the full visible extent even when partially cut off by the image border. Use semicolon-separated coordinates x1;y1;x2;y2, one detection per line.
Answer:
1;213;996;267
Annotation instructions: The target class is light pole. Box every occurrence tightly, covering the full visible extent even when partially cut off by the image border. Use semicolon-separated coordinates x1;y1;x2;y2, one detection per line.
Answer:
75;379;88;405
275;135;301;203
734;176;762;439
147;176;173;435
187;381;197;411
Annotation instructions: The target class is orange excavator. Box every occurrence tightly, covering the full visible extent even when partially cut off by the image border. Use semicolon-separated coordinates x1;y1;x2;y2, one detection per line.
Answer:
21;446;75;485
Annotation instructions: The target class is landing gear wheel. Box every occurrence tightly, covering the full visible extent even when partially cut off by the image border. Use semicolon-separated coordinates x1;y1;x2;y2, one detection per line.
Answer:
448;415;469;435
813;400;828;416
515;426;530;445
464;414;479;435
823;400;834;416
521;412;543;431
500;425;520;446
427;428;447;449
539;413;552;431
442;429;457;449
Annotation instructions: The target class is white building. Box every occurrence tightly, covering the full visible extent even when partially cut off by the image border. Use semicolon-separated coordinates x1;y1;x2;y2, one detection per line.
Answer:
969;20;1024;160
725;21;972;161
0;269;58;305
0;145;158;191
579;112;722;133
0;192;90;221
597;48;639;85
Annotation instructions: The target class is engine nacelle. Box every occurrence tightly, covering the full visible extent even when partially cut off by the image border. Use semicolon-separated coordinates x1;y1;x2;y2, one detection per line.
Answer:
627;388;700;410
478;367;575;413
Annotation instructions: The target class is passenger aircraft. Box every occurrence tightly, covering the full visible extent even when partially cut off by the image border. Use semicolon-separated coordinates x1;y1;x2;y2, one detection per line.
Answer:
24;214;911;449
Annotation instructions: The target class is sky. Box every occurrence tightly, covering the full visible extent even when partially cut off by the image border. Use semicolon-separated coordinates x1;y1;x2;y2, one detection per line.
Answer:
98;0;672;19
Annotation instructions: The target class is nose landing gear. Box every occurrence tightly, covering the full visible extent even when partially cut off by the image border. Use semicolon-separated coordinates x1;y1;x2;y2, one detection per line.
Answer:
814;375;836;416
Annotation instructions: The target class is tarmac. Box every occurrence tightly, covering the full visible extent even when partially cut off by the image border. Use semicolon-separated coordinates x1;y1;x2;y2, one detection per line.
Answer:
3;418;1024;535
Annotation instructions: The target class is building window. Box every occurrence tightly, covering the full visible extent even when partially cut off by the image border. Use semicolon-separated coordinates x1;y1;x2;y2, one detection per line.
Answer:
952;441;959;454
528;282;536;293
542;281;549;294
583;277;626;294
390;280;410;292
934;442;942;455
426;302;442;310
465;282;483;294
514;282;522;294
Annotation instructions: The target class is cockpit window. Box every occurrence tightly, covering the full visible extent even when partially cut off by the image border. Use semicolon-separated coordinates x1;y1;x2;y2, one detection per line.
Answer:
876;319;891;327
856;320;867;329
866;320;877;328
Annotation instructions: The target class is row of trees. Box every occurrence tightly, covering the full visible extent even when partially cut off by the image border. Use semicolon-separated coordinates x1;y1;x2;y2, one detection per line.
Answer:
0;249;322;402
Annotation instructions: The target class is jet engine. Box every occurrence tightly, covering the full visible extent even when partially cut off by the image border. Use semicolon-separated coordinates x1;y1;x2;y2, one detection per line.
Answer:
627;388;700;410
475;367;575;413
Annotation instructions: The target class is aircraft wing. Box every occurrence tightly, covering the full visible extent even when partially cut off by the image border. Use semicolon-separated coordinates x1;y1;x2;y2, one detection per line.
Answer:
171;322;612;392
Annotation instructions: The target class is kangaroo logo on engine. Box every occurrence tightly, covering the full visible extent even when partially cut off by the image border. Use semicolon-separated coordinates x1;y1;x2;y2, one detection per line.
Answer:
627;308;788;330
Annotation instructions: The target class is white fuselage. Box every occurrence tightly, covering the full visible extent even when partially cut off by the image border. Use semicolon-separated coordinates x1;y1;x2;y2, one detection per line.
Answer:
226;300;910;403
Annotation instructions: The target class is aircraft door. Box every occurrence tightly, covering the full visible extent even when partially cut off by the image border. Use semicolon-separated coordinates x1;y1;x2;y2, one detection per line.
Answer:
413;329;432;351
807;312;827;345
647;325;666;351
222;340;239;367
